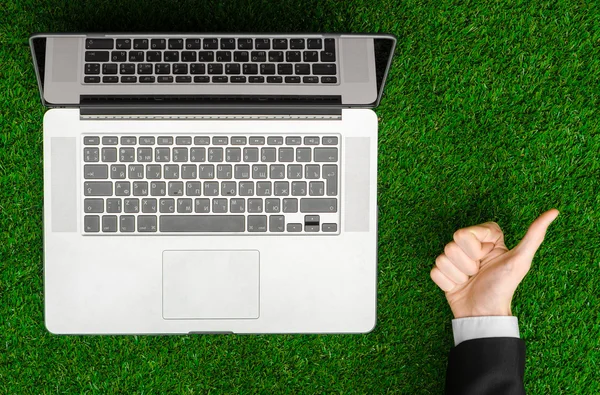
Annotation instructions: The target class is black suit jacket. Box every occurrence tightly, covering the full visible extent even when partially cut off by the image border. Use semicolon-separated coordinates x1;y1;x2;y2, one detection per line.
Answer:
445;337;526;395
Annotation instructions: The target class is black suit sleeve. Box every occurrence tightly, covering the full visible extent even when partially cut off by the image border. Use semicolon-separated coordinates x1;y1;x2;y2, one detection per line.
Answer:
445;337;526;395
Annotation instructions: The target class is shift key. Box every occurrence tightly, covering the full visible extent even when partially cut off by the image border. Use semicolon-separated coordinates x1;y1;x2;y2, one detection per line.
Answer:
300;198;337;213
84;181;112;196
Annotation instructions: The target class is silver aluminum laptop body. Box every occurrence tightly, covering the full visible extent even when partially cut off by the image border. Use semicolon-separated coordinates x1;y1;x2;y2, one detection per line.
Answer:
30;33;396;334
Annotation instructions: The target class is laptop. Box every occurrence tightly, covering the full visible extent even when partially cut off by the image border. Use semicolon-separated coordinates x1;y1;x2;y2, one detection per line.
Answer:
30;33;396;334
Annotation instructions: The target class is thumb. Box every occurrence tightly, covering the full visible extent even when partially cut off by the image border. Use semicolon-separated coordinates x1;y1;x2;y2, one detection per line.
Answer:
514;209;560;260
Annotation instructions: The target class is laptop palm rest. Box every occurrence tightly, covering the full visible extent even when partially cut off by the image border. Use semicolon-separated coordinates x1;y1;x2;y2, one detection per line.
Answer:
162;250;260;319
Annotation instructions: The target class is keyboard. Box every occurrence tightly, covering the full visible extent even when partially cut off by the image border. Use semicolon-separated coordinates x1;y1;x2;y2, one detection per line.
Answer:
83;36;338;85
82;134;340;234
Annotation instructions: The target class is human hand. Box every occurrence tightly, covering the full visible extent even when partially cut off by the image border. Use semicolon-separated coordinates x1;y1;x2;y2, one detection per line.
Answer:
430;209;559;318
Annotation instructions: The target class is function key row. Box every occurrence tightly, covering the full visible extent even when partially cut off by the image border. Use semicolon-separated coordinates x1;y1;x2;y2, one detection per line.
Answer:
83;75;337;84
86;38;336;51
86;50;335;63
83;136;338;146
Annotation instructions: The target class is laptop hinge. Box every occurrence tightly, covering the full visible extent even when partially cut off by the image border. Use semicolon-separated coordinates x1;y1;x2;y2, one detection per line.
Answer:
79;106;342;120
79;94;343;120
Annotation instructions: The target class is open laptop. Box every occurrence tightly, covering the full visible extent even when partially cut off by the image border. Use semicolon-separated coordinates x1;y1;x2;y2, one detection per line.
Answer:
30;33;396;334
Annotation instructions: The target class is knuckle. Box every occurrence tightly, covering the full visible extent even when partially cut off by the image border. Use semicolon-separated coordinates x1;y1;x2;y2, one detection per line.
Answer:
453;228;468;241
444;242;457;257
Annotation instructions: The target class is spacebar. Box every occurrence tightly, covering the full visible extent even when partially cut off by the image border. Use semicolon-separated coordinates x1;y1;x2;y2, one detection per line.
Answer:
160;215;245;232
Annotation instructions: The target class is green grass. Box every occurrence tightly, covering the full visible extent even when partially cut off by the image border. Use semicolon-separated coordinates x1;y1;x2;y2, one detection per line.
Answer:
1;0;599;393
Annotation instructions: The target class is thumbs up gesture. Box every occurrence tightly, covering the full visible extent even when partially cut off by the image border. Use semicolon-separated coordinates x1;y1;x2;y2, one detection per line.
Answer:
430;209;559;318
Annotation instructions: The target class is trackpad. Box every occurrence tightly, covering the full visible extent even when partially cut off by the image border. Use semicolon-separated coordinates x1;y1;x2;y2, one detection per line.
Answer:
162;250;260;319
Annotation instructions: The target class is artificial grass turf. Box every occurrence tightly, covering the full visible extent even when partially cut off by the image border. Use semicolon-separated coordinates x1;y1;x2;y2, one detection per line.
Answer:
1;0;599;392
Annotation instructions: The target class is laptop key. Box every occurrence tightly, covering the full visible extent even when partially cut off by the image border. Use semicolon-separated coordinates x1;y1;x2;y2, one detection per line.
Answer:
238;38;253;49
234;51;249;62
225;64;241;74
115;39;131;50
120;147;135;162
256;38;270;49
249;76;264;83
84;148;99;162
182;165;197;179
141;198;157;213
303;51;319;62
267;76;282;83
151;39;166;49
314;147;338;162
177;198;193;213
208;147;224;162
295;64;310;75
84;76;100;83
235;164;250;179
138;215;157;232
168;38;184;49
84;136;100;145
191;64;206;74
217;164;232;179
226;147;241;162
194;76;210;83
239;181;255;196
159;198;175;213
300;198;337;213
106;198;122;213
322;223;337;232
129;51;144;62
321;51;336;62
164;51;179;62
273;39;287;49
84;215;100;232
212;76;228;83
283;198;298;213
296;148;311;162
146;165;162;180
133;39;148;49
292;181;307;196
83;181;112;196
268;51;284;62
286;51;301;62
322;136;338;145
133;181;149;196
186;181;201;196
203;38;218;49
86;38;113;49
256;181;271;195
216;51;232;62
309;181;325;196
274;181;289;196
158;76;174;83
303;76;318;83
322;164;338;195
155;64;170;74
313;64;337;75
186;38;202;49
161;215;245;232
164;165;180;179
230;198;245;213
247;215;267;232
146;51;162;62
102;64;118;74
102;76;119;83
287;223;302;232
194;199;211;213
150;181;166;196
305;164;320;179
111;51;127;62
269;215;285;232
285;137;301;145
85;51;109;62
176;76;192;83
115;181;131;196
321;76;337;84
203;181;219;196
278;148;294;162
85;63;100;75
307;38;322;49
139;76;155;83
84;164;108;179
265;198;280;213
198;51;215;62
84;198;104;213
278;64;293;75
251;51;267;62
260;64;276;75
221;38;235;49
212;198;228;213
198;165;215;179
124;198;140;213
248;198;263;213
287;165;303;179
173;64;188;74
270;165;285;179
120;215;135;232
102;147;117;162
182;51;197;62
101;212;117;233
290;39;305;49
261;148;276;162
324;38;335;52
168;181;184;196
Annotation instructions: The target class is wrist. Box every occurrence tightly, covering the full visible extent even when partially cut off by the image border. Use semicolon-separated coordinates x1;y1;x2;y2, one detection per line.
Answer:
452;306;512;319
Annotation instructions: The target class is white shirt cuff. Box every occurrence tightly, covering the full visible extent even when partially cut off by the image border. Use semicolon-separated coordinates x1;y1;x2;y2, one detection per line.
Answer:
452;316;520;346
